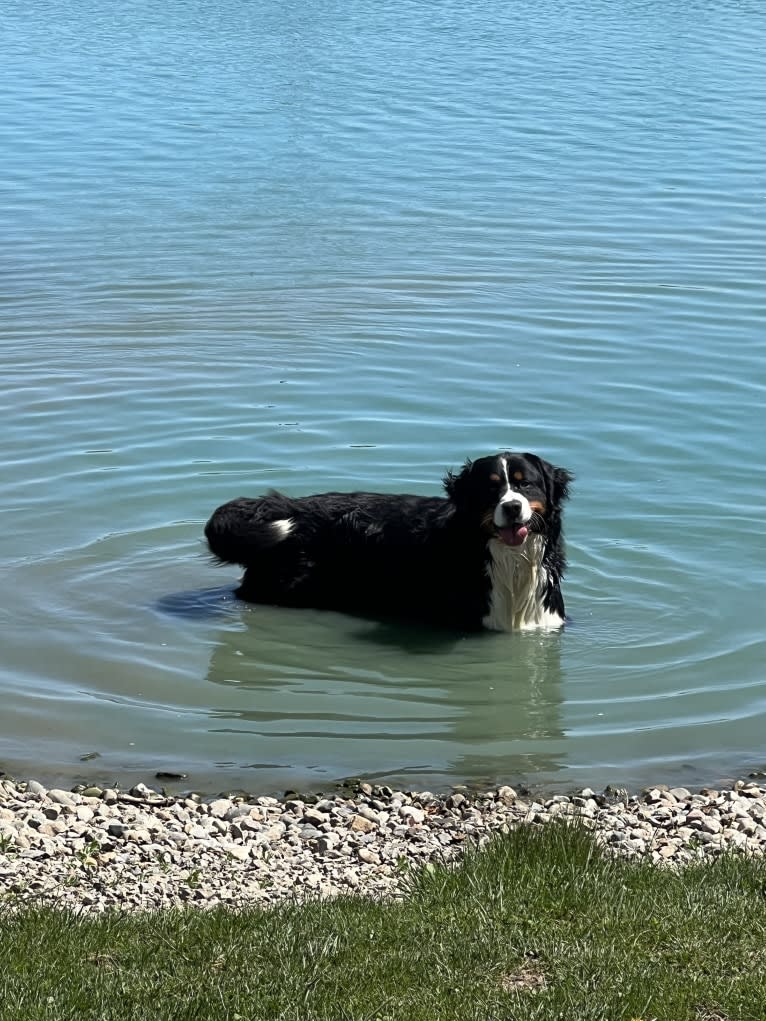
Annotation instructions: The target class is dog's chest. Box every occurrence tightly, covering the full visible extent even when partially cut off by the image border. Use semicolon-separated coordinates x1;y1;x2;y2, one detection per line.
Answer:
482;537;562;632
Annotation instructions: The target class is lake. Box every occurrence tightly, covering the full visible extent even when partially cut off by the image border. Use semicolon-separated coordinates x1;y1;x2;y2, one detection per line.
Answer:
2;0;765;796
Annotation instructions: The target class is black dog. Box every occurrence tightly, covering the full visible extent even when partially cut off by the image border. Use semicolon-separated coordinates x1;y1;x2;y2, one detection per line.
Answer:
205;451;573;632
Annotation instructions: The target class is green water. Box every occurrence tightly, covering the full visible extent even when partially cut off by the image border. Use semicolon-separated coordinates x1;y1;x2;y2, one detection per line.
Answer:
2;0;765;794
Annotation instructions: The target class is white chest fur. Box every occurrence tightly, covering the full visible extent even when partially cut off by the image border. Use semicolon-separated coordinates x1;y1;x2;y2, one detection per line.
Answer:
482;536;564;632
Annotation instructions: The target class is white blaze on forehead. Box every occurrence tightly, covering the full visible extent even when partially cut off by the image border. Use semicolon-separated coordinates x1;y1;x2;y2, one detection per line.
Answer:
493;457;532;526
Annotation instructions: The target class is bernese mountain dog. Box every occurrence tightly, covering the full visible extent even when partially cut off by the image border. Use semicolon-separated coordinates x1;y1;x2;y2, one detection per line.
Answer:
205;451;573;633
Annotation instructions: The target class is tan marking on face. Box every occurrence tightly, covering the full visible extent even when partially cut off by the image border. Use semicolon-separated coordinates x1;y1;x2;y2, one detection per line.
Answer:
529;500;546;515
513;471;524;481
489;473;500;482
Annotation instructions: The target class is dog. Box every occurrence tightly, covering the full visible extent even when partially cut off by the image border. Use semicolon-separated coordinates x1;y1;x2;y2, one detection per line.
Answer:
205;451;573;633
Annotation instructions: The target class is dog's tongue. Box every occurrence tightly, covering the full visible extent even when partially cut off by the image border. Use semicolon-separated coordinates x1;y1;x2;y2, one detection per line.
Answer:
498;525;528;547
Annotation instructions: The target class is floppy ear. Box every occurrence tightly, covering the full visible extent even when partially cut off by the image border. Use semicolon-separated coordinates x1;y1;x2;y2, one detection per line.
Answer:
523;453;574;506
443;458;473;504
551;466;574;505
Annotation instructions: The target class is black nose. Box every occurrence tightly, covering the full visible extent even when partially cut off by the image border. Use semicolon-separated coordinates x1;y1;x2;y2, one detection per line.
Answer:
499;499;524;523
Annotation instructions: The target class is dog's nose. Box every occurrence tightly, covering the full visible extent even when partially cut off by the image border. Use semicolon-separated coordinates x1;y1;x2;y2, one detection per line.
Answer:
499;499;524;522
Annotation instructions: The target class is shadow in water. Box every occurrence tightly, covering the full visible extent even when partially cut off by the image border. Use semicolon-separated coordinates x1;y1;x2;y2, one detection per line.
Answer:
159;585;468;654
155;585;241;620
346;616;466;655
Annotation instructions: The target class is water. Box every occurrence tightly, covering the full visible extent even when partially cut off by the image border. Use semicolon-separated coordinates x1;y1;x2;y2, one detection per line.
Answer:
2;0;765;795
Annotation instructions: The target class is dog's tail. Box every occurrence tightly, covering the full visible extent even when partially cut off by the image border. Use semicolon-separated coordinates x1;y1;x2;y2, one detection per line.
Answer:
204;497;292;566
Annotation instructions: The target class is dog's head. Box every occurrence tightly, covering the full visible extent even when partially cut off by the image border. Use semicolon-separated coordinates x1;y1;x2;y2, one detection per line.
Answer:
444;451;573;547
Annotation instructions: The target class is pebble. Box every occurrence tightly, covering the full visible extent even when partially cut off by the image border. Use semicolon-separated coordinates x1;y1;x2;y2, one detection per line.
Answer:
2;777;766;913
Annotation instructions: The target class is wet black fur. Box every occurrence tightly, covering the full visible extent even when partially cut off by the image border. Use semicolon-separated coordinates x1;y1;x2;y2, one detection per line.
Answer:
204;452;572;632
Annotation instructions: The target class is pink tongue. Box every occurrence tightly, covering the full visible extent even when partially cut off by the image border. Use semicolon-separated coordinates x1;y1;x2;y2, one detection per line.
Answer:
499;525;528;547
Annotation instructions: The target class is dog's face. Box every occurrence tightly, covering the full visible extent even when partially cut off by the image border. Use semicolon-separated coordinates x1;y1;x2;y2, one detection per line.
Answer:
444;451;572;547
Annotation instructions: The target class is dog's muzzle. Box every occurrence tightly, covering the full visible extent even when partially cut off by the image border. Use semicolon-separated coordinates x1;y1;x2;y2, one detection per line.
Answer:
494;499;530;547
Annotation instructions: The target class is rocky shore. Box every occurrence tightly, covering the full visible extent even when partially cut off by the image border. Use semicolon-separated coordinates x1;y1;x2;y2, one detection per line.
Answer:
2;775;766;913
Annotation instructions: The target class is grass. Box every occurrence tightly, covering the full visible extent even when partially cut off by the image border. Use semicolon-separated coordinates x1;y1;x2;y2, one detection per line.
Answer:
2;821;766;1020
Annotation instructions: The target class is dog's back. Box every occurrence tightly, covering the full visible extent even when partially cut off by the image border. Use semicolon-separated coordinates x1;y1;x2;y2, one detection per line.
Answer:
205;489;487;627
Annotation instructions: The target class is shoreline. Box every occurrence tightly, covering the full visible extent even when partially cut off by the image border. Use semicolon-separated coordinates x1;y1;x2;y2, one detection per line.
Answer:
3;773;766;913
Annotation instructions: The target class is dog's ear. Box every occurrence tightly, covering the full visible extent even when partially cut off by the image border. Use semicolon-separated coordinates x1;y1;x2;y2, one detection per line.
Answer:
443;458;473;504
551;466;574;504
524;453;573;506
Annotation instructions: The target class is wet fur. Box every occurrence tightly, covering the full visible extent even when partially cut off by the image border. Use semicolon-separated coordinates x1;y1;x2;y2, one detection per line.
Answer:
205;451;572;633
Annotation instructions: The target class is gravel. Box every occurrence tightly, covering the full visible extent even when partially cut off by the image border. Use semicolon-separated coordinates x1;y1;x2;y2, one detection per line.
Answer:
2;776;766;913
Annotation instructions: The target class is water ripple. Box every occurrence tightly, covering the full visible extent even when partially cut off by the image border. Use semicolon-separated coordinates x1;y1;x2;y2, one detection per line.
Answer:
1;0;766;791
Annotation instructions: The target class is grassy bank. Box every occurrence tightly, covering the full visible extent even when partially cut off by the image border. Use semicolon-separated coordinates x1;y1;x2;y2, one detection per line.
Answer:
2;821;765;1021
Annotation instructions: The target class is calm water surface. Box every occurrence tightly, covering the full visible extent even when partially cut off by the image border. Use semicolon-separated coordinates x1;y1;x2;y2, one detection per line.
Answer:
2;0;766;794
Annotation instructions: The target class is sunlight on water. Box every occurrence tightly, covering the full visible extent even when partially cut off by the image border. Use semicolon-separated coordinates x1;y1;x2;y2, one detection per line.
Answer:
2;0;766;793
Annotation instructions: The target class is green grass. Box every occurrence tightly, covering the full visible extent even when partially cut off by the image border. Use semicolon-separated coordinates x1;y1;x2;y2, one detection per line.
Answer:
3;822;766;1020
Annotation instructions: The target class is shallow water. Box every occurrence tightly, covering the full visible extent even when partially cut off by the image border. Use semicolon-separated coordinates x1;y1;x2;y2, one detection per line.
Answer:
2;0;766;794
